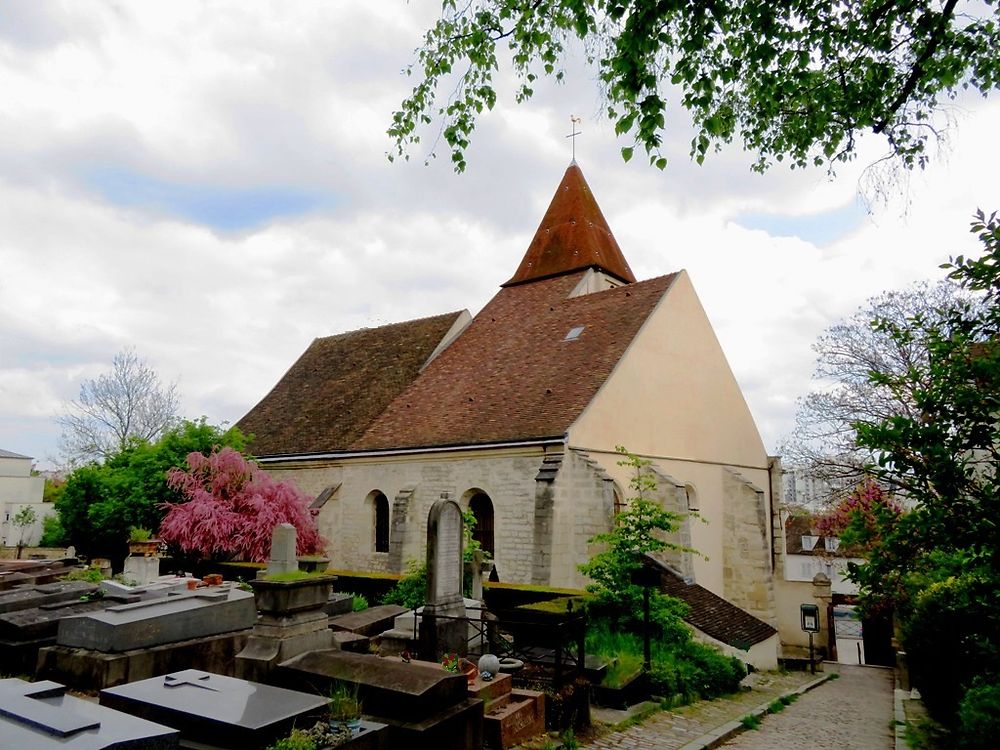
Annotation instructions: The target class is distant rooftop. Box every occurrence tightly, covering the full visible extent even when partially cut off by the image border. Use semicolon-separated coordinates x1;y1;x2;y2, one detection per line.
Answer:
0;449;32;460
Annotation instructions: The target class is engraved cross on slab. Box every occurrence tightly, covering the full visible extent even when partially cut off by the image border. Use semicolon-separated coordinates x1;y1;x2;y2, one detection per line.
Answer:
163;671;220;692
0;679;100;737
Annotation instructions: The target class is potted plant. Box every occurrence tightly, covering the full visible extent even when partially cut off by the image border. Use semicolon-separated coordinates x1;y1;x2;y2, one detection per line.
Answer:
127;527;161;557
328;683;362;726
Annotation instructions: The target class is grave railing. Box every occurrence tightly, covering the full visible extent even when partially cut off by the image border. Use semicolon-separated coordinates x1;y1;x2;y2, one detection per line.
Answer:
410;604;587;687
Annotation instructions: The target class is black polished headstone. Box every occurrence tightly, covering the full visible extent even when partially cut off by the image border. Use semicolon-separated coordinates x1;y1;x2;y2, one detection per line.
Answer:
0;677;178;749
100;669;329;750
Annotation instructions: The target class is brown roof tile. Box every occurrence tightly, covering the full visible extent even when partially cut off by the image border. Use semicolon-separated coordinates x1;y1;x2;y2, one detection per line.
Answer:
645;556;777;649
355;271;677;450
503;164;636;287
237;311;466;456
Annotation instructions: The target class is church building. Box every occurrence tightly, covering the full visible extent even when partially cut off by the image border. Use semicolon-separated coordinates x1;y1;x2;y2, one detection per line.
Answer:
238;164;781;648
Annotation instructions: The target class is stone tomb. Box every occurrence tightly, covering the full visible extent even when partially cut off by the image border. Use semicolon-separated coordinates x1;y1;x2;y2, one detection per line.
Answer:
37;586;256;690
469;672;545;749
0;593;138;674
274;649;482;750
100;669;330;750
57;585;256;652
0;580;97;614
0;677;179;750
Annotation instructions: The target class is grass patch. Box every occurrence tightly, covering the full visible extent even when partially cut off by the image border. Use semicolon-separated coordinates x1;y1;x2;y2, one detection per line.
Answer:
740;714;761;730
262;570;333;582
518;595;590;614
767;699;786;713
603;652;644;689
780;693;798;706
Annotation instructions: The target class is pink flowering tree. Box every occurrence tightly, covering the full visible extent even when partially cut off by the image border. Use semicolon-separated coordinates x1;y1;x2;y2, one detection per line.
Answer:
159;447;324;562
814;480;903;551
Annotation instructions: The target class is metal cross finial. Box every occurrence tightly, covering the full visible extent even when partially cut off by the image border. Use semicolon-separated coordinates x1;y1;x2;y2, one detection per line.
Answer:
566;115;582;163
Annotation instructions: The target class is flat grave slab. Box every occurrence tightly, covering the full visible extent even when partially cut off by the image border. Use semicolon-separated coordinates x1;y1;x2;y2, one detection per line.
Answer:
0;581;97;614
274;649;466;723
329;604;407;637
58;586;256;652
0;677;178;750
0;596;132;641
100;669;329;750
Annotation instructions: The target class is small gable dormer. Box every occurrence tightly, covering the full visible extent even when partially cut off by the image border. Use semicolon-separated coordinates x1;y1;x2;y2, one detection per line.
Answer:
502;163;636;289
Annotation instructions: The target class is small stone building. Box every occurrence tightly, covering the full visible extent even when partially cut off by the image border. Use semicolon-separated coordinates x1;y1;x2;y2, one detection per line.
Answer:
238;164;783;648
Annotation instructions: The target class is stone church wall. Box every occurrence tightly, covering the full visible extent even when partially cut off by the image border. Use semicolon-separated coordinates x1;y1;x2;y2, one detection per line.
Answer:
722;468;777;626
266;449;551;584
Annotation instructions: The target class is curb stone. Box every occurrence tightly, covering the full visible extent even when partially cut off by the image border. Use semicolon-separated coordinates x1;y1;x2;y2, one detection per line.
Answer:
673;673;834;750
893;689;911;750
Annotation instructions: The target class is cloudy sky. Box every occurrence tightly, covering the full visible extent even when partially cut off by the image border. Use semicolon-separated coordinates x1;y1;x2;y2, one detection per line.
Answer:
1;2;997;471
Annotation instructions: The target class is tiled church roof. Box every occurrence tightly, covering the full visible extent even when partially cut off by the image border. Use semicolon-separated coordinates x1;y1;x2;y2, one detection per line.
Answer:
503;164;636;287
239;162;676;456
237;311;466;456
356;271;677;450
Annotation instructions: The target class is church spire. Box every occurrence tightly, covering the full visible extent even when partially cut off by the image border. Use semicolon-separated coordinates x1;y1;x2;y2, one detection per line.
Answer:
502;163;636;287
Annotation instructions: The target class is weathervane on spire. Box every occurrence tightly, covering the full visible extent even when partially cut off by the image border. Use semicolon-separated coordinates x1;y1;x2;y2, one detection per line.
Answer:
566;115;582;163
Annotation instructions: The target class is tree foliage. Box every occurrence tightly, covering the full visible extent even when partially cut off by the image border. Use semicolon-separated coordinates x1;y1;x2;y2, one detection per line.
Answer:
845;210;1000;728
57;347;180;465
390;1;1000;173
813;479;902;550
159;447;324;562
782;280;982;499
579;446;690;639
55;418;246;559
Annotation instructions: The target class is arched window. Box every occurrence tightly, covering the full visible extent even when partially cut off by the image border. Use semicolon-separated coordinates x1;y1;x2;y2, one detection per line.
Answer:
468;492;495;556
371;491;389;553
685;484;699;511
612;487;625;518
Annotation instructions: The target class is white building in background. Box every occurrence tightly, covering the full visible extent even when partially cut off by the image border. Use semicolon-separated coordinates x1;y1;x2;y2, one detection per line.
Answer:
782;467;837;509
0;449;50;547
783;515;862;596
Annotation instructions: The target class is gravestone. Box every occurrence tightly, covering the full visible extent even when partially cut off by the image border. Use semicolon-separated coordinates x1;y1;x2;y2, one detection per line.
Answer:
57;586;256;652
123;555;161;587
100;669;329;750
235;525;334;682
261;523;298;577
0;677;179;749
419;496;466;660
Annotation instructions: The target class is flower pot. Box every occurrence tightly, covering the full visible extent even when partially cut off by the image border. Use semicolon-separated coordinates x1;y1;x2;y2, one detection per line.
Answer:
127;539;161;558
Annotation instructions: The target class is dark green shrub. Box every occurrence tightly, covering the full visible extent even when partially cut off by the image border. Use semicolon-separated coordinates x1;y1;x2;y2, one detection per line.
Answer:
958;682;1000;750
39;514;68;547
904;572;1000;720
381;561;427;609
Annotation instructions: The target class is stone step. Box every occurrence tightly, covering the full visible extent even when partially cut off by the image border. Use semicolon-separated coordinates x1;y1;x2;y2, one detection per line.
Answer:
483;689;545;749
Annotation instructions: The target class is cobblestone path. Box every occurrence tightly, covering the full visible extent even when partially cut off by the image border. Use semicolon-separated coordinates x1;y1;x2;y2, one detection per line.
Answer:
720;664;894;750
581;671;818;750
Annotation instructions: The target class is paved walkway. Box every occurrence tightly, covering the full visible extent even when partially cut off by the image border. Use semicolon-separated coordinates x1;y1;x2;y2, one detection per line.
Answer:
579;664;894;750
720;665;894;750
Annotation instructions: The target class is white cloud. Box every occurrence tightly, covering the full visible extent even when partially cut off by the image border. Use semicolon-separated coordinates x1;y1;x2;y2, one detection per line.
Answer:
0;1;997;468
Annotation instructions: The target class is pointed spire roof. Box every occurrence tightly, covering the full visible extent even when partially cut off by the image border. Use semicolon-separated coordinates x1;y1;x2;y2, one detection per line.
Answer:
503;163;636;287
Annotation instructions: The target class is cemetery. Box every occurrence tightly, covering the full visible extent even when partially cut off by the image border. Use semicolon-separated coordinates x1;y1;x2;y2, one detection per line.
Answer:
0;487;788;750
